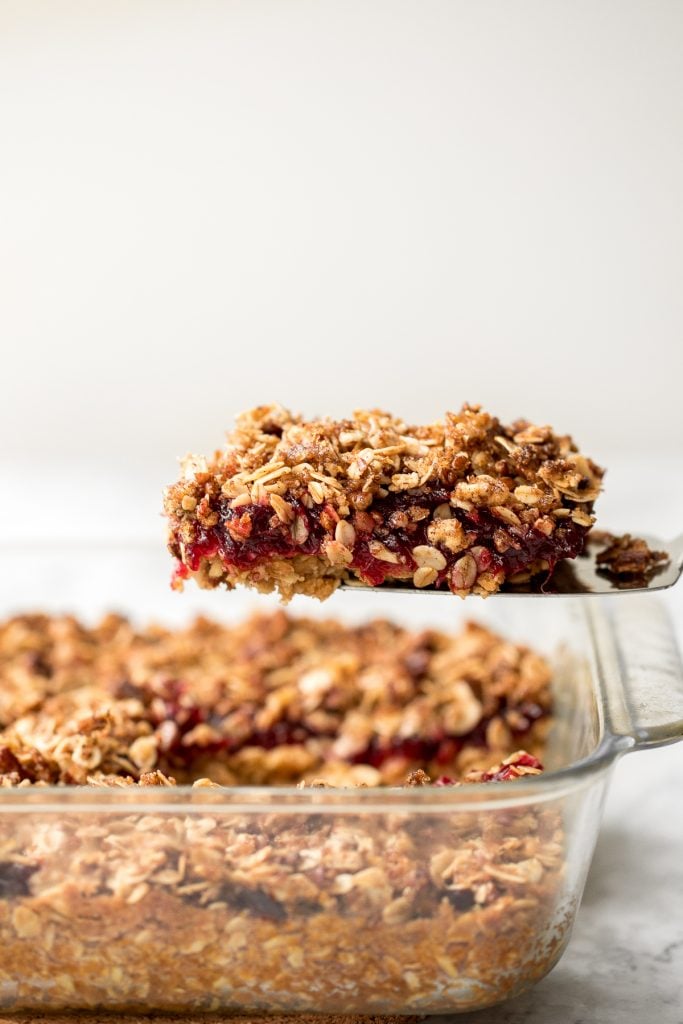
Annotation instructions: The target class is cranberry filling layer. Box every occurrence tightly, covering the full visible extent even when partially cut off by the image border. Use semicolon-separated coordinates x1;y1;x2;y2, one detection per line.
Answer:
173;487;589;590
148;684;545;776
350;702;546;770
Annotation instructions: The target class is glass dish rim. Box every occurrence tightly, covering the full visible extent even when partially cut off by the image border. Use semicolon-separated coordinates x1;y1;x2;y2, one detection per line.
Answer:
0;737;624;813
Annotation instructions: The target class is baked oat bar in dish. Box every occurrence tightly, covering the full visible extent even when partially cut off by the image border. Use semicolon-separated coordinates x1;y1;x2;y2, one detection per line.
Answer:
0;611;565;1012
0;611;551;787
163;404;603;600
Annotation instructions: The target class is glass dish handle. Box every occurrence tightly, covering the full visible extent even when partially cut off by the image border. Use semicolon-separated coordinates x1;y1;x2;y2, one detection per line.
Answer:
604;596;683;750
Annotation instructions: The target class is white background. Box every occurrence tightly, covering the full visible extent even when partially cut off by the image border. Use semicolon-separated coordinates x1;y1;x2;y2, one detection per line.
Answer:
0;4;682;1021
1;0;682;484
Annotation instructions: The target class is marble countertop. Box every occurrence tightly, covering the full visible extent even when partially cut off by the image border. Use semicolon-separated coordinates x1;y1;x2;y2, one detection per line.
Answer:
1;457;681;1023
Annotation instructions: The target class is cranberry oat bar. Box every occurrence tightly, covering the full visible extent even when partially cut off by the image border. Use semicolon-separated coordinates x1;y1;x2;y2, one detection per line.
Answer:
164;404;603;600
0;611;566;1013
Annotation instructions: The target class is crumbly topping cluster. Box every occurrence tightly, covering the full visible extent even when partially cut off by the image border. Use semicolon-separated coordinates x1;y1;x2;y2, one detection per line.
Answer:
168;404;602;519
594;531;669;586
0;611;551;788
164;404;603;599
406;750;545;787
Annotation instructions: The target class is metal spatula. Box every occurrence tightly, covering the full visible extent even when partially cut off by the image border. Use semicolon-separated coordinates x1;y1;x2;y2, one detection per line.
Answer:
339;533;683;597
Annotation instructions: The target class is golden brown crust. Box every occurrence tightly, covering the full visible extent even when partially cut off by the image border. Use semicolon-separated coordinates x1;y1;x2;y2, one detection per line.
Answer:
0;612;551;788
164;404;603;600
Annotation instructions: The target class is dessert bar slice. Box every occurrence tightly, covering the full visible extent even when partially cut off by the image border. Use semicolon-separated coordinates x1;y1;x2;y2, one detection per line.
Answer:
164;404;603;600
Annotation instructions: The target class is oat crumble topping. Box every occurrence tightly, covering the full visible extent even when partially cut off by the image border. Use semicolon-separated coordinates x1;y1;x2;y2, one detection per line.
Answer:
0;611;551;787
163;404;603;600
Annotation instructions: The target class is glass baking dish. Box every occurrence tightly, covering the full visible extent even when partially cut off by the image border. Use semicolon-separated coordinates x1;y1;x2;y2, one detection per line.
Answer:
0;544;681;1015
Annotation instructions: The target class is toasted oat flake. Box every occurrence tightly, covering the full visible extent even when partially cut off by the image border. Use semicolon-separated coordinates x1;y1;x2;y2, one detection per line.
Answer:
412;545;447;571
270;493;294;524
335;520;356;549
413;566;438;588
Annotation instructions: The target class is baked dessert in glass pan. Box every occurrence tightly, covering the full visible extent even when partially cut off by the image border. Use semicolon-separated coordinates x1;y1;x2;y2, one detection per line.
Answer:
0;542;681;1015
164;404;679;600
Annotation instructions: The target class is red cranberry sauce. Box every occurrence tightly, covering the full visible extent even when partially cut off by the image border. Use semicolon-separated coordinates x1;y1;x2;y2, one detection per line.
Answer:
146;682;544;778
175;487;589;588
148;682;333;771
350;701;545;771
